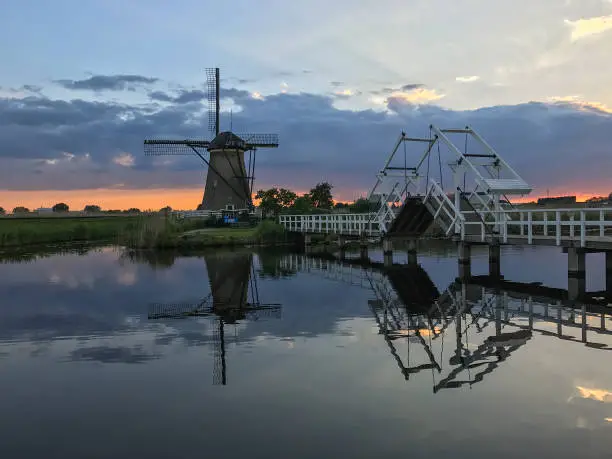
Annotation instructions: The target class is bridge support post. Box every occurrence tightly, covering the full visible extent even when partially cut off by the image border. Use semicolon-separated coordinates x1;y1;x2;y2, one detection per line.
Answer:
489;243;501;278
383;238;393;267
304;234;313;253
567;247;586;301
407;239;418;266
359;236;369;260
606;251;612;293
338;236;347;259
458;242;471;280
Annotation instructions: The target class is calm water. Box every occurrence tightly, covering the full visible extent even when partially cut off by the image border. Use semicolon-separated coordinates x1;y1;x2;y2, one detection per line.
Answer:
0;243;611;458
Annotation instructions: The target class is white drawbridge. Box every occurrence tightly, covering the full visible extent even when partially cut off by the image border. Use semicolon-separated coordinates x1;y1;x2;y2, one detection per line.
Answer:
278;124;612;249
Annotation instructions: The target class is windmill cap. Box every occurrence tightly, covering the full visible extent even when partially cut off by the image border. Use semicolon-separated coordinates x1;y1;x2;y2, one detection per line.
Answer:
209;131;246;150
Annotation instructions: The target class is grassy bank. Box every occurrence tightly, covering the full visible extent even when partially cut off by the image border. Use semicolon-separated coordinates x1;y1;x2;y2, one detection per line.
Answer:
0;215;291;249
0;216;145;248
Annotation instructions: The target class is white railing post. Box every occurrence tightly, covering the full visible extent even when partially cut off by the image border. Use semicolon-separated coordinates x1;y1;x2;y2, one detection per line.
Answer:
555;211;561;246
520;212;524;236
527;211;533;244
600;210;605;237
502;212;508;243
543;212;548;236
570;214;575;238
580;210;586;247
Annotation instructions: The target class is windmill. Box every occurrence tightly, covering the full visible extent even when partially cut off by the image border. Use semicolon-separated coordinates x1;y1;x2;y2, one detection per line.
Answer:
144;67;279;212
148;253;282;385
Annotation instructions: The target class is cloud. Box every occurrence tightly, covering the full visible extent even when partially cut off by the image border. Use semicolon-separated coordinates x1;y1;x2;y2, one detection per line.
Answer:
1;79;612;199
330;81;344;87
549;95;612;114
332;89;362;99
55;74;159;91
149;89;207;104
371;84;424;95
564;15;612;42
113;152;135;167
456;76;481;83
384;87;445;106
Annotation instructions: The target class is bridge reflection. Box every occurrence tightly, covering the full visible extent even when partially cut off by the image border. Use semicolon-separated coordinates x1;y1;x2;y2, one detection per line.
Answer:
279;252;612;392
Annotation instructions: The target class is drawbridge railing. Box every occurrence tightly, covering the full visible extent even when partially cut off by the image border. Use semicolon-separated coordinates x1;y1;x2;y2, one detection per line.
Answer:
423;179;465;237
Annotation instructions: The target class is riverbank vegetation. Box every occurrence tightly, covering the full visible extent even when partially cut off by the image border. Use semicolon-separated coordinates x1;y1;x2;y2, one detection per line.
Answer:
0;214;291;249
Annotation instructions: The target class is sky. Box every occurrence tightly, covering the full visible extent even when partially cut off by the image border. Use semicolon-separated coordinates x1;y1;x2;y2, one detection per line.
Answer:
1;0;612;210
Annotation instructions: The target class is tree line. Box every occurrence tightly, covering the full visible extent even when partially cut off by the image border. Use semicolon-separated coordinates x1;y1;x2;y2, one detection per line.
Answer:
255;182;375;216
0;203;173;215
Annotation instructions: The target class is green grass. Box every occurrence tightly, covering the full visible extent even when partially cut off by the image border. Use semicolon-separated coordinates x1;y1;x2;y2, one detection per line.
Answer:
0;215;292;249
0;216;144;248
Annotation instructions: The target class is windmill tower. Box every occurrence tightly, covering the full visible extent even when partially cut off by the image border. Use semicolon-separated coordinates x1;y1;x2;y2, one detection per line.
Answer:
144;67;279;212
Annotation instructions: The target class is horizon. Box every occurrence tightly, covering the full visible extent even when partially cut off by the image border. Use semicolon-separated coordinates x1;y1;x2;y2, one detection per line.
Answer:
1;0;612;209
1;187;608;213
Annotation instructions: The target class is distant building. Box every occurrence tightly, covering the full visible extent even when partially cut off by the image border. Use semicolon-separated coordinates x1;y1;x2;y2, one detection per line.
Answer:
537;196;576;206
35;207;53;214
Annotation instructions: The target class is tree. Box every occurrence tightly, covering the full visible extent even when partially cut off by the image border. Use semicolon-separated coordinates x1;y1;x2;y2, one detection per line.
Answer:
84;204;101;213
309;182;334;209
52;202;69;212
349;197;374;213
126;208;141;213
0;207;5;216
13;206;29;214
278;188;297;208
160;206;172;213
255;187;296;217
255;188;282;217
291;195;314;213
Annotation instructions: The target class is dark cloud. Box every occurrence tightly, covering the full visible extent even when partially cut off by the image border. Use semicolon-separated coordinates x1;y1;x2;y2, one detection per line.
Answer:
54;74;159;91
371;84;424;95
21;84;43;94
400;84;424;91
0;80;611;195
149;89;207;104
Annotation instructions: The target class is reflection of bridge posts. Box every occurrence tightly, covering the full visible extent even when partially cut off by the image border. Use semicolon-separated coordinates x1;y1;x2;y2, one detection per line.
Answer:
458;242;471;280
567;247;586;301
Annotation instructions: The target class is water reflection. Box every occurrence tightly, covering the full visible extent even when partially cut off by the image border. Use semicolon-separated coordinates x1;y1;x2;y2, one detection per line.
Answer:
280;253;612;393
2;246;612;458
148;250;282;385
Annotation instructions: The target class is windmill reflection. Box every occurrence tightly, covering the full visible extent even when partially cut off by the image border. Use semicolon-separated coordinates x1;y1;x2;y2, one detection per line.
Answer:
148;251;281;385
280;253;612;393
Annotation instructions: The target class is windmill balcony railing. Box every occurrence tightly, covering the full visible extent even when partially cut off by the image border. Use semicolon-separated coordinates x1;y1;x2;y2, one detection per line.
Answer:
459;207;612;246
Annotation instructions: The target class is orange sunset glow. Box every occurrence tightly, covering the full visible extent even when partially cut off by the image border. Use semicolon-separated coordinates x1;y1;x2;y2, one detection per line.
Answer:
0;186;355;212
1;184;610;212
